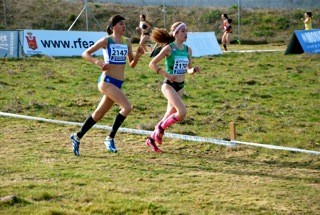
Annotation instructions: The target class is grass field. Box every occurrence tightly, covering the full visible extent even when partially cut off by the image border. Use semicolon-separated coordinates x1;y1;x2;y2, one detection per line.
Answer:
0;47;319;214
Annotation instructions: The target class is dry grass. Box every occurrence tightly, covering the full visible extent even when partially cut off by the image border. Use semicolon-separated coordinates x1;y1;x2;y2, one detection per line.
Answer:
1;117;319;214
2;0;320;44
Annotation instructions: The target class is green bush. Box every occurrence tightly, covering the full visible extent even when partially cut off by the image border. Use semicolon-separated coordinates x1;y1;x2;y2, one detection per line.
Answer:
200;10;222;24
3;0;320;44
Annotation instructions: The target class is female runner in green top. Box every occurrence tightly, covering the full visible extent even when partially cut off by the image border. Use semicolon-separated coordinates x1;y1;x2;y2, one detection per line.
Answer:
146;22;201;153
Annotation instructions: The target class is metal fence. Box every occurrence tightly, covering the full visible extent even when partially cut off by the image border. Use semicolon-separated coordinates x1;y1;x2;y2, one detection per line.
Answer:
87;0;318;9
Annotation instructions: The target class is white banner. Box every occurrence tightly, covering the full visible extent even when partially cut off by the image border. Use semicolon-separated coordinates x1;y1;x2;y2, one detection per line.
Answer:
185;32;222;57
23;30;106;56
22;30;221;57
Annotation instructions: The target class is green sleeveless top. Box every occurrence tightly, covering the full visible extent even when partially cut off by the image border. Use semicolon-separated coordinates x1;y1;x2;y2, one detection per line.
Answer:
165;42;189;75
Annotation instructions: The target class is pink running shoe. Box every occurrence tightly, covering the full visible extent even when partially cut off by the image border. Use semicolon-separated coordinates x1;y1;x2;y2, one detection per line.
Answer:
152;124;164;144
145;138;162;153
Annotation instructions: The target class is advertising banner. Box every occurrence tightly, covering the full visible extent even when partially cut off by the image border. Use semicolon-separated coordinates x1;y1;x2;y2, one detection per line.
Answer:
0;31;21;58
22;30;106;56
21;30;221;57
185;32;222;57
285;29;320;54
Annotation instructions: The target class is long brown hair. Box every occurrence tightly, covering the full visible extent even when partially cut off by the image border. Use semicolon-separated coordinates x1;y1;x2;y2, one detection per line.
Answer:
150;22;183;44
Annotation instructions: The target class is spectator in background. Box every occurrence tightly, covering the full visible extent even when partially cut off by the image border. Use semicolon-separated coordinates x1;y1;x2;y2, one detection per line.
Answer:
146;22;201;153
136;14;152;52
70;14;144;156
301;12;312;30
220;13;232;51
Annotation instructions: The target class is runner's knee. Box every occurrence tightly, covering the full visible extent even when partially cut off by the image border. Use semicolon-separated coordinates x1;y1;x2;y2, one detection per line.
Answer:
177;107;187;120
92;111;105;121
121;104;133;116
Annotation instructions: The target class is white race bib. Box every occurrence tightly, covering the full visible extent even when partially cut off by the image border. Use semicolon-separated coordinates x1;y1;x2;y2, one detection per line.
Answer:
173;56;189;74
109;44;128;64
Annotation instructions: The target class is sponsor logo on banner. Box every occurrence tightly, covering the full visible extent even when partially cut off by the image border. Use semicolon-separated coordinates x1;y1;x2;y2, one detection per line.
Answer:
25;32;38;50
0;34;7;43
23;30;105;56
0;31;20;58
0;33;9;53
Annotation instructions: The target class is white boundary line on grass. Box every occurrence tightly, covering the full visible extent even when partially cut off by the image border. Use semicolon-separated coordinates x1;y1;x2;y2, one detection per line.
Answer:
1;111;319;155
224;49;285;53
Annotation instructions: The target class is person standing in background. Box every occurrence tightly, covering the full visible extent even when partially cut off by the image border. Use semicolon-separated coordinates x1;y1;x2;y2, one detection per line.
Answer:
301;12;312;30
70;14;144;156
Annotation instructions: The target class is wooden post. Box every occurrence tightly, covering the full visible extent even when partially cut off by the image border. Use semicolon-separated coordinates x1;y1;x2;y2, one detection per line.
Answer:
229;122;236;141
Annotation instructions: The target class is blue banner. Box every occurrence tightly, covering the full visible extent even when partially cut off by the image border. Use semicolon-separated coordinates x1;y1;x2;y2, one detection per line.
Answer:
0;31;22;58
294;29;320;54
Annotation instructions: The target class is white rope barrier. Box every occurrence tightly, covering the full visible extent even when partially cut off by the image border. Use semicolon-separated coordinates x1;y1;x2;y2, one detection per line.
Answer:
232;140;320;155
1;112;319;155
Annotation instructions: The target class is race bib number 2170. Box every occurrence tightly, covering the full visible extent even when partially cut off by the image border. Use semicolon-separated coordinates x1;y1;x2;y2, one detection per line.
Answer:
173;57;189;74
